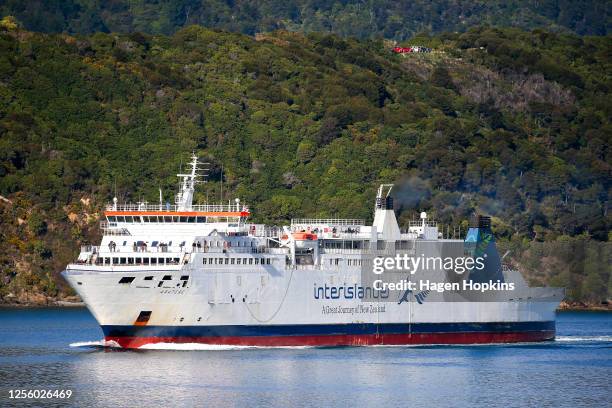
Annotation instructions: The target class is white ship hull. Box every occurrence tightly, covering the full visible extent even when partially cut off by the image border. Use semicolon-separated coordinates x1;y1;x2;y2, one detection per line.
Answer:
63;262;562;348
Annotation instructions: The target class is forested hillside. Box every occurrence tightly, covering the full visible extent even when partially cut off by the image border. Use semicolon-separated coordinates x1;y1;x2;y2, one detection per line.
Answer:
0;0;609;38
0;18;609;304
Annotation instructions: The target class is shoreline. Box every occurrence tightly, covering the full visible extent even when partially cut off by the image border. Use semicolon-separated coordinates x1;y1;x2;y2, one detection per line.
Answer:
557;303;612;312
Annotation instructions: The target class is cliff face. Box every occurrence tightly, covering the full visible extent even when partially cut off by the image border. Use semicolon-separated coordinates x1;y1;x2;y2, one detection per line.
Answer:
0;22;609;305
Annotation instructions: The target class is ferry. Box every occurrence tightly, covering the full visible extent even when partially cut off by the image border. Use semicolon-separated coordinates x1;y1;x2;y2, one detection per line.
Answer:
62;155;564;348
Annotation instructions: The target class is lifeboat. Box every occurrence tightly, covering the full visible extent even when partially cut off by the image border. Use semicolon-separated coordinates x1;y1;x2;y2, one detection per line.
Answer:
292;232;318;241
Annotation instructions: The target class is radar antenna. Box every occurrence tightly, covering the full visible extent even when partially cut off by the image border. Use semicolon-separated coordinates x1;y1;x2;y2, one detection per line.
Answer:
175;153;209;211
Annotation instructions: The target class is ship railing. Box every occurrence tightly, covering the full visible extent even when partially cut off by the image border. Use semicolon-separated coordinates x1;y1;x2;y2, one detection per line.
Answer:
100;221;131;236
104;203;247;213
291;218;365;226
250;226;283;238
321;248;367;254
317;231;369;240
320;248;411;255
80;245;100;254
407;220;438;227
186;246;285;255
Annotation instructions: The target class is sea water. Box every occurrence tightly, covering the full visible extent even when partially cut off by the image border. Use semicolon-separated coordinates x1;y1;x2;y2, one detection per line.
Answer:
0;308;610;407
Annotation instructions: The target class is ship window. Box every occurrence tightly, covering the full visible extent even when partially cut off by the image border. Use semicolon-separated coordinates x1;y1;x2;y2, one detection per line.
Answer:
173;216;179;222
122;241;127;246
203;258;207;264
165;257;172;264
187;216;195;223
120;257;126;264
231;258;235;265
162;275;172;280
249;258;253;265
180;276;189;280
104;257;110;265
266;258;271;265
168;241;172;246
144;276;153;280
196;216;206;223
255;258;259;265
164;216;172;223
224;258;229;265
127;258;134;265
143;258;149;265
107;216;116;222
112;257;118;264
117;216;125;222
174;258;180;264
126;216;135;223
152;241;158;247
136;311;151;323
179;216;186;222
237;258;241;265
118;276;135;284
135;258;142;265
151;258;157;265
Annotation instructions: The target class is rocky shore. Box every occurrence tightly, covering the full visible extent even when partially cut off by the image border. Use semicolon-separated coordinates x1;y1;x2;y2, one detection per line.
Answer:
0;293;84;307
557;301;612;312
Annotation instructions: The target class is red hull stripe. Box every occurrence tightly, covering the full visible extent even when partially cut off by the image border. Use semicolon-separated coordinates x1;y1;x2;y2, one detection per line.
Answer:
106;331;556;349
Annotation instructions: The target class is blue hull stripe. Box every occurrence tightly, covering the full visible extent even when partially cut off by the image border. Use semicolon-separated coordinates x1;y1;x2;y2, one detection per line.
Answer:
102;321;555;338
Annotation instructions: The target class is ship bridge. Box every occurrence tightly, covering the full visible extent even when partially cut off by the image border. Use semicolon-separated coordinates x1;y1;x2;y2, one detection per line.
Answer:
101;153;250;236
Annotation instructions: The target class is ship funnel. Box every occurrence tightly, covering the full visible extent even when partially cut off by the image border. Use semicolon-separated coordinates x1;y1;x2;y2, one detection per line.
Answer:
373;184;401;241
464;215;504;283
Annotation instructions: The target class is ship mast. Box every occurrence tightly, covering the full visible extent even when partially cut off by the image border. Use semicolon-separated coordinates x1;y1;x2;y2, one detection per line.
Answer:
175;153;208;211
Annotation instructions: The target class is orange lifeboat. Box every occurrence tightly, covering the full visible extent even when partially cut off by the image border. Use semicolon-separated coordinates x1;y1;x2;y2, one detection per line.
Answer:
292;232;318;241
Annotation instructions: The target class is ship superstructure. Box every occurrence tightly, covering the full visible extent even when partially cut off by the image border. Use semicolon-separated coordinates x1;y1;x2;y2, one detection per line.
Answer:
63;155;563;348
